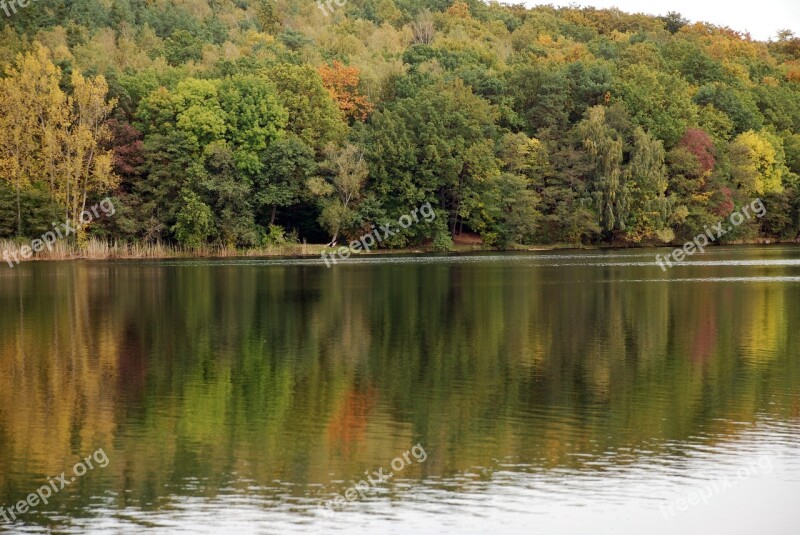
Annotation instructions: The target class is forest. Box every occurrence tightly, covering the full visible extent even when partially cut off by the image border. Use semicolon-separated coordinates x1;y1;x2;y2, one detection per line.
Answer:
1;0;799;251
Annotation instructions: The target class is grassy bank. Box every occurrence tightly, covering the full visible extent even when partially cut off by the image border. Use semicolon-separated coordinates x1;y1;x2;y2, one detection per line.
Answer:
0;238;496;264
0;238;326;264
1;237;797;267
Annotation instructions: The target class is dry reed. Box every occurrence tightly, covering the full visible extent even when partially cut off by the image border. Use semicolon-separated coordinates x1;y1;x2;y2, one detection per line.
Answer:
0;238;322;264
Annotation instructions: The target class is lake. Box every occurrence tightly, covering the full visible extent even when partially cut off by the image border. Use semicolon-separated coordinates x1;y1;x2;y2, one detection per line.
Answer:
1;246;799;534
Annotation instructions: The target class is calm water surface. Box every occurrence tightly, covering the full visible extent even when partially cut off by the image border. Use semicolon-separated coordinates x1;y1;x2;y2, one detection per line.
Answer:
1;246;800;534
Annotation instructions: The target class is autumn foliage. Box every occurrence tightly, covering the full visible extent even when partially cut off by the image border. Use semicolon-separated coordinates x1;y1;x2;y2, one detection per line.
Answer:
679;128;716;174
787;61;800;83
447;1;470;18
1;1;799;247
318;61;374;122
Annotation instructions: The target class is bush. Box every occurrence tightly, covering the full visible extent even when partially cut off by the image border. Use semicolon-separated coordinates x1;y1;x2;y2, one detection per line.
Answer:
432;229;454;252
262;224;288;246
171;191;214;248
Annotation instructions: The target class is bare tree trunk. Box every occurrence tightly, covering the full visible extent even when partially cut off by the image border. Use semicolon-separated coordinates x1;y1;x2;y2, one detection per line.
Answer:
15;183;22;237
65;172;70;224
80;190;87;223
270;205;277;225
450;197;461;236
450;207;459;235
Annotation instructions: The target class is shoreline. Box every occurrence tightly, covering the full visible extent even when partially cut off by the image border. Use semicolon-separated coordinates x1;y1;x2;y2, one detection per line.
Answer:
1;238;798;266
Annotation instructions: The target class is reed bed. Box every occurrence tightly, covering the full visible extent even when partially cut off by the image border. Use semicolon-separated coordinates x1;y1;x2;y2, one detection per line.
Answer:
0;238;323;264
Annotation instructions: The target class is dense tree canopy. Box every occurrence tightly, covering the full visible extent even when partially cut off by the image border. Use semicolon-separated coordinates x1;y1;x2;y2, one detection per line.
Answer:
1;0;799;248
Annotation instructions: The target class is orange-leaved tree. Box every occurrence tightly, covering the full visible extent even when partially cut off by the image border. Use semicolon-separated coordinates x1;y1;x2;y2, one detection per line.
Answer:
318;61;374;122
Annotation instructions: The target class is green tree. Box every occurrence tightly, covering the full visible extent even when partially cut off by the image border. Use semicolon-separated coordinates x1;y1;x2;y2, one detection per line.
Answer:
266;64;347;153
363;79;500;239
579;106;626;234
661;11;689;33
164;30;204;66
256;135;316;226
136;76;287;245
624;127;672;243
172;190;214;248
694;83;765;136
616;64;698;147
506;65;569;136
308;143;369;246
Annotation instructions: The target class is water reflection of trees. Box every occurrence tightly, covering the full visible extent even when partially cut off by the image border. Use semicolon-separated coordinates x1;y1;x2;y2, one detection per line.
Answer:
0;260;798;512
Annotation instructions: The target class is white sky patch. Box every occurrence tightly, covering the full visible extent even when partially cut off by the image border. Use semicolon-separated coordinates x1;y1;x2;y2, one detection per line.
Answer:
522;1;800;41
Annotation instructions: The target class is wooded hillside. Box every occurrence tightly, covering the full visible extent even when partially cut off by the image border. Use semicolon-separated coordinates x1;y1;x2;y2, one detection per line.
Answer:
1;1;799;249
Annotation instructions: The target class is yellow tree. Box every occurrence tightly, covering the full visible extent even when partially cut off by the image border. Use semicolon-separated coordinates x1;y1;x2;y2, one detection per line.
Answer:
57;71;118;226
0;44;116;235
0;78;33;236
729;130;788;196
0;44;65;235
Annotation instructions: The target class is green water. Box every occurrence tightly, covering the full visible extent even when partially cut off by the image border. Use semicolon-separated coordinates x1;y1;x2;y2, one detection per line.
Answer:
1;246;799;534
